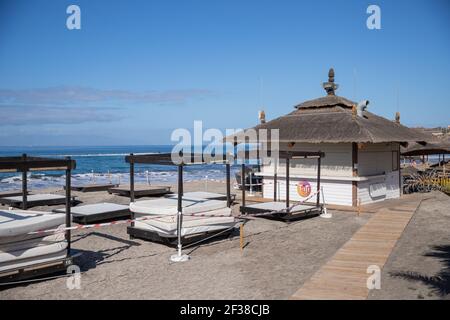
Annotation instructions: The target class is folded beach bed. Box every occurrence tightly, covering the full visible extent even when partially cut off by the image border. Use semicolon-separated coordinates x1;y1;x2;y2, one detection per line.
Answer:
128;197;236;245
240;201;322;221
0;190;31;198
67;183;119;193
53;202;130;224
0;193;76;208
108;184;171;198
167;191;236;202
0;209;70;279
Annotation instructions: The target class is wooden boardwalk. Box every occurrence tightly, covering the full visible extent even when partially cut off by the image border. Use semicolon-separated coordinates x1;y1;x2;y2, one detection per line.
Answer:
291;199;423;300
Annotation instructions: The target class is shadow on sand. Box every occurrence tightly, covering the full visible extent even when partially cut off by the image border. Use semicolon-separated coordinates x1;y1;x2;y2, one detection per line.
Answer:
390;244;450;297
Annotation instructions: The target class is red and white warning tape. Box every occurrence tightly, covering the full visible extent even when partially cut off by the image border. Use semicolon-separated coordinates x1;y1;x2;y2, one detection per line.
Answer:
28;190;321;235
27;214;168;235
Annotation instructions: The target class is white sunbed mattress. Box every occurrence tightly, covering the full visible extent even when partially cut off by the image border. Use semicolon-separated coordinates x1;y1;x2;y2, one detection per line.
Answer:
0;241;67;265
167;191;229;200
53;203;129;217
0;210;68;273
133;207;236;237
0;244;68;272
0;210;66;243
1;193;66;202
0;232;65;253
130;197;227;216
245;202;316;212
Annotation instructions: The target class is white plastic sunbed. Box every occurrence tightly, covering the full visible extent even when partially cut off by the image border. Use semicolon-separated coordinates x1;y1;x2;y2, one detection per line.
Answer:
0;209;65;242
0;209;67;273
130;197;227;216
0;193;69;208
242;202;316;212
53;203;130;224
129;198;237;239
167;191;234;201
134;207;236;237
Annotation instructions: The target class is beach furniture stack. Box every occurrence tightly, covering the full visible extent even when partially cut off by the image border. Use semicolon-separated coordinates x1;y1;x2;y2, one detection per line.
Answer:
129;197;236;240
53;202;130;224
0;209;67;274
0;193;70;208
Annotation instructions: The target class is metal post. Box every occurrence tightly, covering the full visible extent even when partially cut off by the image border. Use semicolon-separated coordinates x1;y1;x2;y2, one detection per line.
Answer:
241;163;246;207
176;165;182;256
177;165;183;253
316;154;321;207
170;164;189;262
129;153;135;203
22;153;27;210
65;157;72;255
226;163;231;208
180;164;184;196
286;157;290;210
442;154;446;173
129;154;135;230
274;159;278;201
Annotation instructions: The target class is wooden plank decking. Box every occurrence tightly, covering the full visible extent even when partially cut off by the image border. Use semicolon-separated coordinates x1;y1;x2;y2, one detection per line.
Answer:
291;199;423;300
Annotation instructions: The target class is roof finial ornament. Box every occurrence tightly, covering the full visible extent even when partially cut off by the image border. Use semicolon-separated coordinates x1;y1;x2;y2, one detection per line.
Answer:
322;68;339;96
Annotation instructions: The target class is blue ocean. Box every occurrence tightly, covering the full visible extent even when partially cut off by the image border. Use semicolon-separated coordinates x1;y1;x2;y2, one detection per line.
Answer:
0;145;240;191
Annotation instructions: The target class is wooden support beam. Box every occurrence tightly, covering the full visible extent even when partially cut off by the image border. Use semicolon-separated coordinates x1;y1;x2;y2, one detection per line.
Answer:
317;154;321;207
241;163;246;208
65;158;71;255
22;154;27;210
352;143;358;207
286;157;290;209
226;163;231;207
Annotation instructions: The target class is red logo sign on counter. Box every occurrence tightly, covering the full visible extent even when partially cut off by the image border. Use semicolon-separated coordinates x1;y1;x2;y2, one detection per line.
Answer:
297;181;311;197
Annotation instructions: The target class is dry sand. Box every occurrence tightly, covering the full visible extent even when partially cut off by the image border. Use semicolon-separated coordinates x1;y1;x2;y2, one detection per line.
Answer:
0;180;369;299
1;182;449;300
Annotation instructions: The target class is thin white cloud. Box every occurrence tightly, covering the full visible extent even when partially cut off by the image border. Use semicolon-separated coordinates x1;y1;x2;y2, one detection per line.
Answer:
0;86;215;105
0;105;121;125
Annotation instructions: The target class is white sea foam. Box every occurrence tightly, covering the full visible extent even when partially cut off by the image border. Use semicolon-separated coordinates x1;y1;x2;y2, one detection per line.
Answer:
38;152;158;158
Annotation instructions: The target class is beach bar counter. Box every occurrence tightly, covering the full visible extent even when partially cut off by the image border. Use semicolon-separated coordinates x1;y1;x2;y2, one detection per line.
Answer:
227;69;427;207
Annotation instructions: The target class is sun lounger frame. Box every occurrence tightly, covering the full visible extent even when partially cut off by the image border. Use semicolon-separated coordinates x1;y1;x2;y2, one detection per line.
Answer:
0;194;77;208
240;202;323;222
0;255;75;284
125;152;235;249
126;225;234;246
238;150;325;221
0;154;77;280
0;190;31;198
108;185;171;197
53;203;131;224
68;183;120;193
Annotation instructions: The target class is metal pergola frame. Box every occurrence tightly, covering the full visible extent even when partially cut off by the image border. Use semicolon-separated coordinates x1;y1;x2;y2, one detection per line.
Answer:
0;154;76;282
125;152;234;259
238;150;325;221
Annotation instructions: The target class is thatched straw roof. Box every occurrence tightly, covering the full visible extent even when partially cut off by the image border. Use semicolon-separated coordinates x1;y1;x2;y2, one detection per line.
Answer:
401;131;450;156
226;68;427;145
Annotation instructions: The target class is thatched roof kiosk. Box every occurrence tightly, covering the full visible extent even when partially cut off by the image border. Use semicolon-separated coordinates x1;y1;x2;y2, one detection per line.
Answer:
227;68;429;207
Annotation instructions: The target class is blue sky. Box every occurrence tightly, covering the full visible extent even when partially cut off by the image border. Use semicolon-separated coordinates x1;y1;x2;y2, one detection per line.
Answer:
0;0;449;146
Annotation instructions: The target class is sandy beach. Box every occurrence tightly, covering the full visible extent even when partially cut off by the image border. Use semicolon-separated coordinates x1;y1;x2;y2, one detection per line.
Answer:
0;180;448;300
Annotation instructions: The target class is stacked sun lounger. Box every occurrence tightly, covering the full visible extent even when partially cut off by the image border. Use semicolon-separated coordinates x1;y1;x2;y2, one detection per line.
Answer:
0;209;67;273
129;197;236;238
